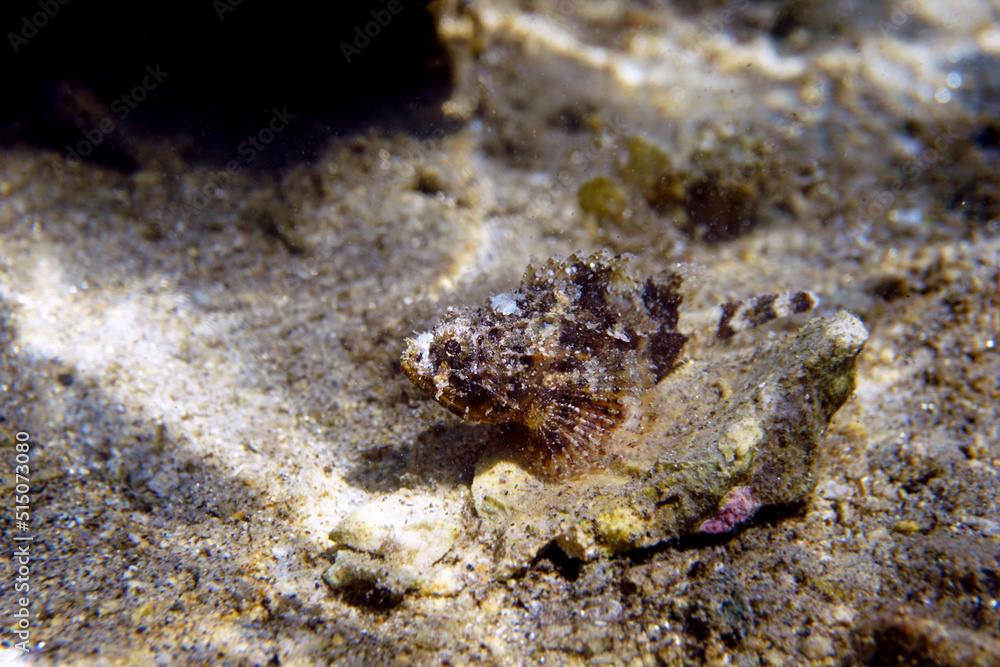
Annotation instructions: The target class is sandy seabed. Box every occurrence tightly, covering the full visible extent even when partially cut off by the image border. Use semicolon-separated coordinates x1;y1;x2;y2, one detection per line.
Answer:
2;0;999;664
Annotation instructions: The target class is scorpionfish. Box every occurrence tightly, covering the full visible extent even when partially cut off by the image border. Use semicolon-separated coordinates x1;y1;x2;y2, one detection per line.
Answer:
401;251;816;477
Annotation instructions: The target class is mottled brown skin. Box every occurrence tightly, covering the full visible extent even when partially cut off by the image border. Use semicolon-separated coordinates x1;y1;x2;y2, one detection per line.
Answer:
401;251;815;477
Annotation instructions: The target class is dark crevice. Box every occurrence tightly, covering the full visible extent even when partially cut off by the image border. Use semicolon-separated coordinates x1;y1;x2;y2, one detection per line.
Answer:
1;0;453;174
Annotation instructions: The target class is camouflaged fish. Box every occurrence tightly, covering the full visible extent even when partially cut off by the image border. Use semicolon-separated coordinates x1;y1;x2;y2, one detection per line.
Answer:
401;251;817;477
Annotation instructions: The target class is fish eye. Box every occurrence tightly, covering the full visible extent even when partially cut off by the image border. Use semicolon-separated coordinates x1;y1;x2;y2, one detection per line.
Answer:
442;338;463;358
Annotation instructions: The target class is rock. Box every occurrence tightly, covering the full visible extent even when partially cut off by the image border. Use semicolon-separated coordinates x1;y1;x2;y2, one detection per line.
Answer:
472;312;868;577
146;468;180;497
324;489;467;601
801;633;835;659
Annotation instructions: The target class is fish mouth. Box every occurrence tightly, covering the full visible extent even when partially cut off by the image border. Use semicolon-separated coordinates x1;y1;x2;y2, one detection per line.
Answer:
400;350;434;392
400;349;462;409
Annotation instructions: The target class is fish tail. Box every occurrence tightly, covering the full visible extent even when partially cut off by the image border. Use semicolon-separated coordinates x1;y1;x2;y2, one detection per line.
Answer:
715;291;818;340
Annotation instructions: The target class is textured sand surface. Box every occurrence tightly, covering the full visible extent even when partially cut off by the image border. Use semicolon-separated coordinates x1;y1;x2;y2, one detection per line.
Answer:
2;1;999;664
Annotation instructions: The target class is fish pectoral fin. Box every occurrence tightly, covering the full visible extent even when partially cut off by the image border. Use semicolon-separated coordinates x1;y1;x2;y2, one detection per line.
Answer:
522;388;626;477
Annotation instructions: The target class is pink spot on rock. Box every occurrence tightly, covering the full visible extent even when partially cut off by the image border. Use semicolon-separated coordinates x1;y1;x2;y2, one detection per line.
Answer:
698;486;758;534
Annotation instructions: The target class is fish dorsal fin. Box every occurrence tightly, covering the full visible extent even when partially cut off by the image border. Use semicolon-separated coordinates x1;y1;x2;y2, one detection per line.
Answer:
640;273;690;382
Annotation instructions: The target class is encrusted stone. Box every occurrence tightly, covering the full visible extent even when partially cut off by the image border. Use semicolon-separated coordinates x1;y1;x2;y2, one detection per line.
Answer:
471;310;867;576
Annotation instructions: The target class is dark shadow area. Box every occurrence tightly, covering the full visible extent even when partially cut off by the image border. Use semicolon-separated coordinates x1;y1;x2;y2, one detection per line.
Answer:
343;420;492;493
618;500;808;566
532;541;582;582
337;584;405;612
325;556;409;613
943;52;1000;224
0;0;453;173
748;500;809;530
